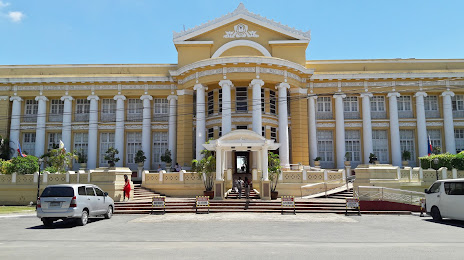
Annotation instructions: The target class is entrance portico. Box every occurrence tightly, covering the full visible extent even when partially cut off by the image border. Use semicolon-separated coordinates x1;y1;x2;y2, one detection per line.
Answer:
203;130;280;199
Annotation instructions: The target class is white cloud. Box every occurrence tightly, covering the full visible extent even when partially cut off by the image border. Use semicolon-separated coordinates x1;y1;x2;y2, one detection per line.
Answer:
8;11;23;22
0;1;10;8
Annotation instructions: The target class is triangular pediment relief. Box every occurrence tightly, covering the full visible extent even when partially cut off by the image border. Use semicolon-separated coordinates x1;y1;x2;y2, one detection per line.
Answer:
173;3;310;43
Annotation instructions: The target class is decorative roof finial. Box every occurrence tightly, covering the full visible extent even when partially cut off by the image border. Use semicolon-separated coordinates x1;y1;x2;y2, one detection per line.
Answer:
235;3;247;12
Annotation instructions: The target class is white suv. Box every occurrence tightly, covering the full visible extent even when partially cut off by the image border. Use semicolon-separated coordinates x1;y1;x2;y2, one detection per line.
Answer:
37;184;115;226
425;179;464;221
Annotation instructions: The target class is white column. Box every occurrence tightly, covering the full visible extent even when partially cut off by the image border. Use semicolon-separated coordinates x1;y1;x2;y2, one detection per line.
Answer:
388;92;402;166
114;95;126;167
250;79;264;135
60;96;73;152
262;147;269;181
308;95;318;166
361;93;373;164
277;83;290;168
9;96;22;156
167;95;178;165
414;92;428;157
216;148;222;181
140;95;153;170
333;94;346;169
87;95;99;169
194;84;206;160
442;91;456;154
219;80;233;135
35;96;48;157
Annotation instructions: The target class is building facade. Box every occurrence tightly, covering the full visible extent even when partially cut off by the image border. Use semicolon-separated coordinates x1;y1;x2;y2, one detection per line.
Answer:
1;4;464;174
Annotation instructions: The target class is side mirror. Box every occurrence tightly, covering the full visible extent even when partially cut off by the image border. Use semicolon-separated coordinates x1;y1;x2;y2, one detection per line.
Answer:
103;192;108;196
424;189;428;194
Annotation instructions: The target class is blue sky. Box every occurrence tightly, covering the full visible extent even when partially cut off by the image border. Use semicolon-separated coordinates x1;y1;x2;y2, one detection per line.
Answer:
0;0;463;65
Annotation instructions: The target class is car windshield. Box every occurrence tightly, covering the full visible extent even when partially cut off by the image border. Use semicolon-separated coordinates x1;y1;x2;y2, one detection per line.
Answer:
41;187;75;197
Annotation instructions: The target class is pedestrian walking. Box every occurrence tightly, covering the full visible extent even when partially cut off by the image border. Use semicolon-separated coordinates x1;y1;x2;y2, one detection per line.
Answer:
123;174;131;202
237;177;243;199
244;177;251;200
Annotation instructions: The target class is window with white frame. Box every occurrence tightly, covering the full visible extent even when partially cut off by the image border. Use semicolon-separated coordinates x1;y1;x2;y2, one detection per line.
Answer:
455;129;464;153
344;97;358;112
24;99;38;122
317;97;332;112
372;130;389;163
153;98;168;121
153;132;168;164
49;99;64;122
398;96;412;111
452;95;464;111
126;132;142;164
270;127;277;142
371;96;385;112
99;133;115;165
218;89;222;114
73;133;88;157
208;128;214;139
101;99;116;122
235;87;248;112
48;133;62;151
22;133;36;156
207;91;214;115
400;130;415;162
317;130;334;164
427;129;442;152
270;90;276;114
424;96;440;118
261;88;265;113
75;99;90;122
127;99;142;121
345;130;361;163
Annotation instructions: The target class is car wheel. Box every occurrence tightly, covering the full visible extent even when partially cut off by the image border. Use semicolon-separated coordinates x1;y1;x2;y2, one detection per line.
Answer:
104;206;113;219
431;207;442;221
76;210;89;226
42;218;53;227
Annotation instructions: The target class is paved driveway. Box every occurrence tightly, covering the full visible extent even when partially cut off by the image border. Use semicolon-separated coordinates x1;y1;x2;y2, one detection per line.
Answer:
1;213;464;259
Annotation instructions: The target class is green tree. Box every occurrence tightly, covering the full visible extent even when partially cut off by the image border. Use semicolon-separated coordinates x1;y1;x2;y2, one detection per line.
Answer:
268;152;281;192
191;145;215;191
42;148;78;173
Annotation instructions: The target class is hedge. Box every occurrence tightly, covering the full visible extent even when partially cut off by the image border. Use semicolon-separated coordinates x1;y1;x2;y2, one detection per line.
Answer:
0;156;39;175
419;152;464;170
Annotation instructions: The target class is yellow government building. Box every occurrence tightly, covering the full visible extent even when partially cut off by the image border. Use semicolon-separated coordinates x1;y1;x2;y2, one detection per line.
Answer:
1;3;464;179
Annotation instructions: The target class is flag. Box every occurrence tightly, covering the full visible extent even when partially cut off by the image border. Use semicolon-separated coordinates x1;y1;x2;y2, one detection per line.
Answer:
17;141;27;157
428;135;433;156
59;140;65;149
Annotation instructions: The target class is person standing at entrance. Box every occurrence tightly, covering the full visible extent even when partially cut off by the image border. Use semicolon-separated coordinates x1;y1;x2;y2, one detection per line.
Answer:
237;177;243;199
123;174;131;202
244;177;251;200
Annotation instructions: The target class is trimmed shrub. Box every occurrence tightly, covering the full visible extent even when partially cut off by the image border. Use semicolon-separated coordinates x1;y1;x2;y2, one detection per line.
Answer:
419;153;460;170
0;160;14;174
453;153;464;170
9;156;39;175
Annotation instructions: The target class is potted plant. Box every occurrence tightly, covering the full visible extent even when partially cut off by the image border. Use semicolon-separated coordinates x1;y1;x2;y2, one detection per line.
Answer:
268;152;281;200
74;149;87;170
160;149;172;171
104;147;120;168
134;150;146;168
314;157;322;167
191;146;215;199
402;150;411;166
369;153;378;164
344;152;351;166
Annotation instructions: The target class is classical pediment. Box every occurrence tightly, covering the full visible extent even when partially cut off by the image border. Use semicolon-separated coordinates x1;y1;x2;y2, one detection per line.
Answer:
173;3;311;43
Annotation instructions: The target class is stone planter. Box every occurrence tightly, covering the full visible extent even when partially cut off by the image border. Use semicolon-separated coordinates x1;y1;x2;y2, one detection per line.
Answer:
137;162;144;168
314;161;320;167
204;190;214;199
344;161;351;166
79;163;87;170
402;161;409;167
271;191;278;200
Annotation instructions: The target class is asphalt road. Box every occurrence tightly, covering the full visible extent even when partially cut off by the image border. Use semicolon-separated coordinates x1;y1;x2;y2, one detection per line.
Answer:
1;212;464;259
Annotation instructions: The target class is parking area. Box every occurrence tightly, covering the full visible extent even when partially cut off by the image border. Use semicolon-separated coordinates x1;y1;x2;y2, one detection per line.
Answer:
1;213;464;259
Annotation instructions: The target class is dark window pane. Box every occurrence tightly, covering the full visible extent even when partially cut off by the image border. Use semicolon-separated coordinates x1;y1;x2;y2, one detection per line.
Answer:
41;187;74;197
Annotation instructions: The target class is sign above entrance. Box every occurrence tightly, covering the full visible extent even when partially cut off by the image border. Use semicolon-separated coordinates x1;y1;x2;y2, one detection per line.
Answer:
224;23;259;38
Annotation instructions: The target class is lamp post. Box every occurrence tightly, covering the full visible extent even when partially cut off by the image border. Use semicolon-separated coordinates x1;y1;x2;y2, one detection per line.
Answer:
36;158;44;208
433;157;439;181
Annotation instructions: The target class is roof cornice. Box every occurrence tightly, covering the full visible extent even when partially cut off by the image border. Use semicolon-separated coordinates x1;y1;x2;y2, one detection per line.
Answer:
173;3;311;42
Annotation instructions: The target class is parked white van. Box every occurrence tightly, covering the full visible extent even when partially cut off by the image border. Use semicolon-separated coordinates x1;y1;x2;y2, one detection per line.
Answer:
425;179;464;221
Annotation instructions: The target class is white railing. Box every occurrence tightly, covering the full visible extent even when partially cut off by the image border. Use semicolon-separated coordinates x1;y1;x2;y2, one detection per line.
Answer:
355;186;425;206
300;178;346;198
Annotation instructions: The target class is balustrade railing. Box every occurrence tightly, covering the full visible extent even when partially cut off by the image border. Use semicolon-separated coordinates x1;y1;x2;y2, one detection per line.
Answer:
355;186;425;206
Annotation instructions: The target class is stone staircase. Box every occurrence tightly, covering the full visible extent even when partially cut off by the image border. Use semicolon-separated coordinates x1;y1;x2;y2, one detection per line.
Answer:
226;188;260;199
326;188;354;200
130;183;164;202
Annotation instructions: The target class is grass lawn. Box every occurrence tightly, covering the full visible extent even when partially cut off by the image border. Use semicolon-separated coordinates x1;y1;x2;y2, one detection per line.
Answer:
0;206;36;214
